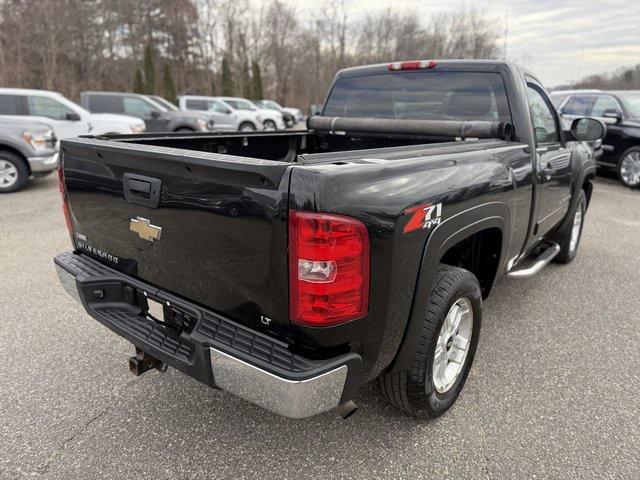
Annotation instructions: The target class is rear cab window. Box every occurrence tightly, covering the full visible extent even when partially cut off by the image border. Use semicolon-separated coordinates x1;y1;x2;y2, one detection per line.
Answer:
323;71;512;124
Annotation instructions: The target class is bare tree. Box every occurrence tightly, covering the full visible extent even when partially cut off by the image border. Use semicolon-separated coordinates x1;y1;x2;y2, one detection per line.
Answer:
0;0;503;108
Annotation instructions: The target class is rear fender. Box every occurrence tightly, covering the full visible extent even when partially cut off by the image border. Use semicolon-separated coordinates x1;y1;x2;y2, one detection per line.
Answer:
388;202;510;373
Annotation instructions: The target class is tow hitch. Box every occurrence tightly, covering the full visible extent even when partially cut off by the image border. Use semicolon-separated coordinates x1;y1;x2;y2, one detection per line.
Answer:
128;347;167;376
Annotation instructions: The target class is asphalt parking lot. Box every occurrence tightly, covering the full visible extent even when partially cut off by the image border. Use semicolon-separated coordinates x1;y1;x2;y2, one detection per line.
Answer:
1;173;639;480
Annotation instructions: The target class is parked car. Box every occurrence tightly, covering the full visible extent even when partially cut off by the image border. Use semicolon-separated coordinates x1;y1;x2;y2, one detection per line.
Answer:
553;90;640;188
81;92;214;133
55;60;603;420
0;117;57;192
251;100;295;128
549;89;602;109
177;95;260;132
282;106;304;123
0;88;145;139
216;96;284;131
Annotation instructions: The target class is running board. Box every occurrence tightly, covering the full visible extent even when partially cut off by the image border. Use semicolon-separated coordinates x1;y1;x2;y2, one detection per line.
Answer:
507;243;561;278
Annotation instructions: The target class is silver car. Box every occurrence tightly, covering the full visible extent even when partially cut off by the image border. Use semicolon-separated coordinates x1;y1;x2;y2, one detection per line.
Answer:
0;118;58;193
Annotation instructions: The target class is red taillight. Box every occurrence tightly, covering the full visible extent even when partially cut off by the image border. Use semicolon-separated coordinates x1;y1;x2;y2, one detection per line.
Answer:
57;160;72;234
289;210;370;326
388;60;437;71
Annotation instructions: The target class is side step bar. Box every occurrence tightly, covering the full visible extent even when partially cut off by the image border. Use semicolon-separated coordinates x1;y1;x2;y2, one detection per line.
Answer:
508;243;561;278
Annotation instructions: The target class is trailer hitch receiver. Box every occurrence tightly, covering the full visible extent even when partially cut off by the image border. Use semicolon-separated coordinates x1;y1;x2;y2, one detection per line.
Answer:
129;347;167;376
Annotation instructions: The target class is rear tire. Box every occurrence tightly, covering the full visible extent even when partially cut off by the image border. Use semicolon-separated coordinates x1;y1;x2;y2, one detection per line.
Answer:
239;122;256;132
175;127;194;132
0;151;29;193
263;120;276;131
379;265;482;419
553;190;586;264
617;147;640;188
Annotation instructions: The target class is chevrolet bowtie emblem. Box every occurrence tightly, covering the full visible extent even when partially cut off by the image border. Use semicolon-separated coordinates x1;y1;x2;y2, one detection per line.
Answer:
129;217;162;242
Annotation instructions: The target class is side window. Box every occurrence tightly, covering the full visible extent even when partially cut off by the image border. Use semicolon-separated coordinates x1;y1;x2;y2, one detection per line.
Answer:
185;99;208;111
561;96;593;116
88;95;120;113
0;94;20;114
123;97;157;119
526;84;560;144
27;96;75;120
209;101;231;114
591;96;621;117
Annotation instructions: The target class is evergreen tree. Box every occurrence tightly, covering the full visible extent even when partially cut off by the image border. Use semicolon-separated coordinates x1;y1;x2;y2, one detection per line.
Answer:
242;60;252;98
143;44;156;94
221;57;234;96
251;61;264;100
162;63;176;102
133;68;144;93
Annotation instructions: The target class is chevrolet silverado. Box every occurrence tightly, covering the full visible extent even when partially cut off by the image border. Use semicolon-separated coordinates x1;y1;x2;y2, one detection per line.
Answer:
54;60;605;419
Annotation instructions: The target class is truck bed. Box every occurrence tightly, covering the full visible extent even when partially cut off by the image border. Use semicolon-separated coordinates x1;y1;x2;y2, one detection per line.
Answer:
61;122;515;350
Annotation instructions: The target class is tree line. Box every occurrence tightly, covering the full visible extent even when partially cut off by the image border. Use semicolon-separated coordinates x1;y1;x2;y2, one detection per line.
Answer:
568;64;640;90
0;0;503;110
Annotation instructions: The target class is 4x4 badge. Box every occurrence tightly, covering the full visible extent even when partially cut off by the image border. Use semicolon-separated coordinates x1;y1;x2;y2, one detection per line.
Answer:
403;203;443;233
130;217;162;242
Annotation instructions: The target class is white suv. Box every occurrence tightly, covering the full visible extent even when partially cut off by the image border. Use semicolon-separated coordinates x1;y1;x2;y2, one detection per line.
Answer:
0;88;145;139
178;95;285;131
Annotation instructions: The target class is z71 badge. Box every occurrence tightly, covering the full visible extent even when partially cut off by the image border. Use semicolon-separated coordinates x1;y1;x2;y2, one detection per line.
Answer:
403;202;444;234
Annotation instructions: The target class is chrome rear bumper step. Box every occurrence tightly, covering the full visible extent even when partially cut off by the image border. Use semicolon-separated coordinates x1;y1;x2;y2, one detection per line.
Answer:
507;243;560;278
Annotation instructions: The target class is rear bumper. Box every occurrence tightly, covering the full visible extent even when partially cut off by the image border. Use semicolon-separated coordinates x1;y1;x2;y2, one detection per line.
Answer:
54;251;361;418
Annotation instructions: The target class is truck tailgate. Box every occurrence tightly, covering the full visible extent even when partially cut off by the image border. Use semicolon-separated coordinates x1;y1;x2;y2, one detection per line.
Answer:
61;138;292;338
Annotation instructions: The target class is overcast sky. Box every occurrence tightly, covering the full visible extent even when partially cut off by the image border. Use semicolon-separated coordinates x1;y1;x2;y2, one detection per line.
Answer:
280;0;640;87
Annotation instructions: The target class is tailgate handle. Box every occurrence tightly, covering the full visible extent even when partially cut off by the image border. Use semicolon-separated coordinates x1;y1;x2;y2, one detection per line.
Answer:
123;173;162;208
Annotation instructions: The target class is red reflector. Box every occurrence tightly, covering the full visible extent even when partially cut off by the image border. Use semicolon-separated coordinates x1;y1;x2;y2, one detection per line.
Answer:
388;60;437;71
57;160;72;234
289;210;370;326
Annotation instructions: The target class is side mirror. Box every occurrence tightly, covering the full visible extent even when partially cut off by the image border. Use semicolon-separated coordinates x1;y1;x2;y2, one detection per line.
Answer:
150;110;161;119
601;109;622;125
65;112;81;121
570;117;606;142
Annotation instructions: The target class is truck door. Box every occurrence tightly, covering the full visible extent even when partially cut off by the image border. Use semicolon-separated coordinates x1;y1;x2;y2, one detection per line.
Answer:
526;81;573;237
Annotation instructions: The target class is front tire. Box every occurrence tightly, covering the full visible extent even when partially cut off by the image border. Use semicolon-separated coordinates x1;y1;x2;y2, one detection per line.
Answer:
0;152;29;193
553;189;586;264
380;265;482;419
263;120;276;131
239;122;256;132
618;147;640;188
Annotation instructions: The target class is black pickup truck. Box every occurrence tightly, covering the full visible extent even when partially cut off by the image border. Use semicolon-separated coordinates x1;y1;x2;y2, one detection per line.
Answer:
54;60;604;419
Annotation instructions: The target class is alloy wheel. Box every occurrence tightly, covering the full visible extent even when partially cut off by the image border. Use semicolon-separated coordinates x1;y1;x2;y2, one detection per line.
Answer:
0;160;18;189
620;151;640;187
432;298;473;394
